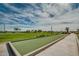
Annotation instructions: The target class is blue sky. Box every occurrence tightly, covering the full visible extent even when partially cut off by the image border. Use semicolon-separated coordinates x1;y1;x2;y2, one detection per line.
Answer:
0;3;79;31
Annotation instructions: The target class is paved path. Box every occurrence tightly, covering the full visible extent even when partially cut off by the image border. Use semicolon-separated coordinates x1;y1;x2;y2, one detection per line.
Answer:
36;33;79;56
0;43;9;56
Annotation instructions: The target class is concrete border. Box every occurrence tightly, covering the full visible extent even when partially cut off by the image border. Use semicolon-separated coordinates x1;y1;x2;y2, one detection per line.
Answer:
76;34;79;55
24;34;68;56
8;42;21;56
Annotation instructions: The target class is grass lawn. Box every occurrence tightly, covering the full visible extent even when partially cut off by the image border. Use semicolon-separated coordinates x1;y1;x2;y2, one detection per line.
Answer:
0;32;61;43
0;32;50;43
12;34;66;55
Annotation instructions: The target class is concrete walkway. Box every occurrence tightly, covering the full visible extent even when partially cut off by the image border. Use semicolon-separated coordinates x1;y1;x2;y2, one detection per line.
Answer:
0;43;9;56
36;33;79;56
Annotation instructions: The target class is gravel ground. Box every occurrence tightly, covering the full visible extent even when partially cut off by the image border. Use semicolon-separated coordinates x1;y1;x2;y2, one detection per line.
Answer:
36;33;79;56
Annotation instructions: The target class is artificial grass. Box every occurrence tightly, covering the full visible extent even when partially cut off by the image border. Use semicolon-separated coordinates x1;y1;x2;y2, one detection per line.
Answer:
12;34;65;55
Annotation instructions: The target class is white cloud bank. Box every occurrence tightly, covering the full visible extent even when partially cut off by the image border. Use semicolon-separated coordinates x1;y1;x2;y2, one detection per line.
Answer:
0;3;79;31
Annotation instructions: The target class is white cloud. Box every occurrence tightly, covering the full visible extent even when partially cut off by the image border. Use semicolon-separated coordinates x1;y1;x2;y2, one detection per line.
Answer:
1;3;79;31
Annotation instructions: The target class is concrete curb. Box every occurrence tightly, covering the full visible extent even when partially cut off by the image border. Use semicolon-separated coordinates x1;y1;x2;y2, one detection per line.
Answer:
24;34;68;56
8;42;21;56
76;34;79;55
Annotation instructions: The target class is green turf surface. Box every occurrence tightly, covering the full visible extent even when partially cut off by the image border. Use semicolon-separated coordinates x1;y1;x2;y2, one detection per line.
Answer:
0;32;54;43
77;34;79;39
12;34;66;55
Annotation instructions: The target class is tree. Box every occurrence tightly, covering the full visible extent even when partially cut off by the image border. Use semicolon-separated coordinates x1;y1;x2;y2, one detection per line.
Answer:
14;27;20;32
65;27;69;33
34;30;37;33
38;29;42;32
77;29;79;32
26;30;30;33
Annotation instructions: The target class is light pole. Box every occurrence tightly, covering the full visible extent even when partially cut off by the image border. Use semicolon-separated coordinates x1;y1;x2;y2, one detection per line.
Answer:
3;23;5;32
51;25;52;35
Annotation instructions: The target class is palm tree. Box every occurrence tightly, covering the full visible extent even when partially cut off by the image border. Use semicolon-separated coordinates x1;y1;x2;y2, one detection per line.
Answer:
65;27;69;33
14;27;21;32
77;29;79;33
